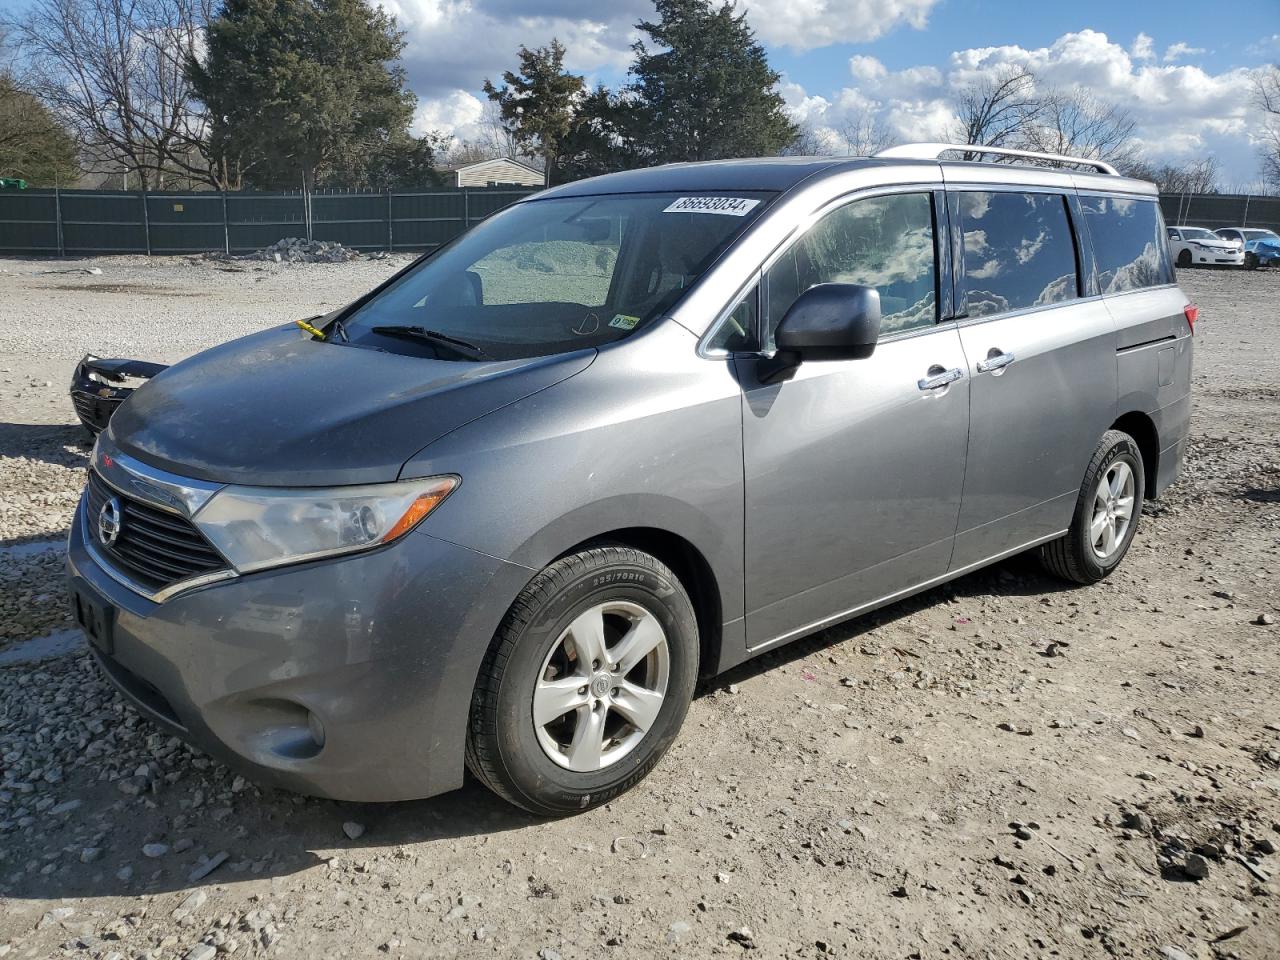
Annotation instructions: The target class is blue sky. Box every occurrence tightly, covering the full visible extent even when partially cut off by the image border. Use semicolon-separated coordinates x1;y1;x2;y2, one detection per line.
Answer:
769;0;1273;90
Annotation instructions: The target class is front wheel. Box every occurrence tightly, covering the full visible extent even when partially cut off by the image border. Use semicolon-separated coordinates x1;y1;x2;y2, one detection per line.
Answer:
1176;248;1192;268
1040;430;1145;584
1244;252;1259;270
466;545;699;816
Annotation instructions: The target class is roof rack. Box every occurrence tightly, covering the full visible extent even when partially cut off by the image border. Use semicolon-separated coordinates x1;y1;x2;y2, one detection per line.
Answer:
873;142;1119;176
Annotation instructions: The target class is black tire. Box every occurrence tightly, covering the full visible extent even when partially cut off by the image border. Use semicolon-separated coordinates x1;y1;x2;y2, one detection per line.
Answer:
1040;430;1145;585
1176;248;1192;268
1244;252;1259;271
466;545;699;816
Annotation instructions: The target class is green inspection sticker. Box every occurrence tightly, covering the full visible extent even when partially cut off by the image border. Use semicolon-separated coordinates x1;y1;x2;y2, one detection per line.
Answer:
609;314;640;330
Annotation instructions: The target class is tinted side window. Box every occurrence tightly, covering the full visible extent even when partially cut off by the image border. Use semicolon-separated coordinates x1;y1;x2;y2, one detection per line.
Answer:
958;192;1078;319
1079;196;1174;294
765;192;937;349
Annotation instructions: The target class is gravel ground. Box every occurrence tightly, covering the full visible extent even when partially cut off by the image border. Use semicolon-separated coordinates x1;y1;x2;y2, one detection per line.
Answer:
0;258;1277;960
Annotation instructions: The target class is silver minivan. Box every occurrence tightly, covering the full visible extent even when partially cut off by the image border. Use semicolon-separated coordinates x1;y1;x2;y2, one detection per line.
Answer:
68;143;1194;815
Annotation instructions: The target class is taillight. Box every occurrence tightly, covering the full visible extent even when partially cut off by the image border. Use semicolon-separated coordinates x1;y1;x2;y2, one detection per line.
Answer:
1184;304;1198;335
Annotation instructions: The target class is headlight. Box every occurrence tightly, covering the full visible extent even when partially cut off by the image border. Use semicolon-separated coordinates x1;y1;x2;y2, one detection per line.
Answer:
193;476;458;573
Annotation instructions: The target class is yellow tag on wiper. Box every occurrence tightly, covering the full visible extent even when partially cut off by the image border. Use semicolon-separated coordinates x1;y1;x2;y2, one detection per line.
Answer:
295;318;327;340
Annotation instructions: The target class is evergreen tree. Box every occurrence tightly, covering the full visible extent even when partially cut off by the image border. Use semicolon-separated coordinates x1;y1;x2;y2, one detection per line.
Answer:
483;39;584;186
627;0;797;164
189;0;432;190
555;85;642;183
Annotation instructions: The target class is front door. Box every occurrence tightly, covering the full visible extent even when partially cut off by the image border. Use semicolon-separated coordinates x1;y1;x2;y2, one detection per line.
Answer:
739;191;971;649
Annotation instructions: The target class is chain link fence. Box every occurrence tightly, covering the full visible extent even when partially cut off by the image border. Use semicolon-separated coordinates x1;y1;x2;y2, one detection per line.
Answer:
0;187;537;256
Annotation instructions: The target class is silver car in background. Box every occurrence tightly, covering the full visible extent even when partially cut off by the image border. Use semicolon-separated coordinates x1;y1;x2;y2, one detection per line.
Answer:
68;143;1194;815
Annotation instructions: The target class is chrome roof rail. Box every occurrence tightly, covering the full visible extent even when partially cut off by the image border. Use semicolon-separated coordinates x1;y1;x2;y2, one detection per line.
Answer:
874;142;1119;176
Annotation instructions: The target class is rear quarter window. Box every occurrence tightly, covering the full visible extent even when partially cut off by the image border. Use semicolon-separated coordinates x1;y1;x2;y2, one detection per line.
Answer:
1079;196;1174;294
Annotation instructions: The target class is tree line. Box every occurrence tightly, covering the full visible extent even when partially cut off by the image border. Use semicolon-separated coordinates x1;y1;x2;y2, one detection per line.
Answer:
0;0;1276;195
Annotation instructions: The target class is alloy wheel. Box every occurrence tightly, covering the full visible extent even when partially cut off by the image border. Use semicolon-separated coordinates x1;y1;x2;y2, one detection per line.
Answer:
532;601;670;772
1090;460;1136;561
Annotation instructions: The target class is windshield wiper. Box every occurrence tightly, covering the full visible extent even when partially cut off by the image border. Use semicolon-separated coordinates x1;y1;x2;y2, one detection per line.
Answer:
371;325;490;360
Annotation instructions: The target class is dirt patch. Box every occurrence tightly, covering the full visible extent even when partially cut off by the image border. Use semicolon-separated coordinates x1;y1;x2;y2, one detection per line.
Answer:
44;282;201;297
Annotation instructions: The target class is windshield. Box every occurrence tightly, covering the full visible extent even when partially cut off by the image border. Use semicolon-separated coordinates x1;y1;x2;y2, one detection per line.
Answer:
1180;228;1215;240
1242;229;1280;242
342;191;774;360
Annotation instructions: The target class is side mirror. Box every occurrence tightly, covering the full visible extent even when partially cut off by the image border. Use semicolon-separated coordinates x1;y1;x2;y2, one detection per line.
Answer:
759;283;882;383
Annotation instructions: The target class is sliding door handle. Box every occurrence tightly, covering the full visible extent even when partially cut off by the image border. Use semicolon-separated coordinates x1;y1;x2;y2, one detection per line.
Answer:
976;350;1015;373
917;367;964;391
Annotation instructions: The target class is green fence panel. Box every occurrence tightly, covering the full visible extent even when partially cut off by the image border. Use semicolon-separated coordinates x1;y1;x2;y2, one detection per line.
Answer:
145;193;227;253
311;194;387;249
59;192;147;253
0;190;58;252
0;186;537;255
1160;194;1280;233
226;193;307;252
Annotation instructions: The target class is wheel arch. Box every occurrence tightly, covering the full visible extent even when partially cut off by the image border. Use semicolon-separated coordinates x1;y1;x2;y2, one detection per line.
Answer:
552;527;724;680
1110;410;1159;494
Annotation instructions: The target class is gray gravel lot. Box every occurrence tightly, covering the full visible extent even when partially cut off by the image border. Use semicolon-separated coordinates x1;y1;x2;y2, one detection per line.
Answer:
0;258;1277;960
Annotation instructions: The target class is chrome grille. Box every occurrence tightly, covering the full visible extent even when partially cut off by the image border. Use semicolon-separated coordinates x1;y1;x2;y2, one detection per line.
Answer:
85;470;228;591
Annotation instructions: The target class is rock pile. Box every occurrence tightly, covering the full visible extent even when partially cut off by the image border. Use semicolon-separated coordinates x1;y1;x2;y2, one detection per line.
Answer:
251;238;362;263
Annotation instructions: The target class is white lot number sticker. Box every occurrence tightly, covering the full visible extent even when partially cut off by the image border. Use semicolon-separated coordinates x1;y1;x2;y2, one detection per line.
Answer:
663;196;761;217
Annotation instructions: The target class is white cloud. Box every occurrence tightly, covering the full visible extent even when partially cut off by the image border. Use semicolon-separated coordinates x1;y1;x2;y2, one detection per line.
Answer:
1163;41;1205;63
786;29;1270;183
412;89;485;139
739;0;938;50
375;0;643;102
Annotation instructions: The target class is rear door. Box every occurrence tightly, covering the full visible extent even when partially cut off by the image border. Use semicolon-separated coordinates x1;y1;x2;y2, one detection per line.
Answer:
738;190;971;649
948;188;1117;569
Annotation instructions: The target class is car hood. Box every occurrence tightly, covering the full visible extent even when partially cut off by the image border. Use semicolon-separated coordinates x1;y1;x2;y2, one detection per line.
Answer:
1190;238;1238;249
108;324;595;486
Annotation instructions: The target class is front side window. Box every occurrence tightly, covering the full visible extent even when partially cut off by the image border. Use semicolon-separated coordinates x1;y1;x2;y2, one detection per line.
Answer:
1079;196;1174;294
958;191;1078;319
343;192;772;360
764;192;937;350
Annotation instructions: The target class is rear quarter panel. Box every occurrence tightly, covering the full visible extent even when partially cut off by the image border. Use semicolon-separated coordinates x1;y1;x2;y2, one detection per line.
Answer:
1106;286;1193;495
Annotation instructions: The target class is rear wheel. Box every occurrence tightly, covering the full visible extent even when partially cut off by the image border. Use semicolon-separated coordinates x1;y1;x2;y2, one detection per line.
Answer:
1040;430;1145;584
466;545;698;816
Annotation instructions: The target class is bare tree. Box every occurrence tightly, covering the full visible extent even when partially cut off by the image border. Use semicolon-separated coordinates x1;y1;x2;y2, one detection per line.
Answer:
835;109;896;156
781;111;895;158
1018;88;1139;169
951;66;1041;154
780;121;836;156
4;0;212;189
1119;156;1219;193
1255;64;1280;192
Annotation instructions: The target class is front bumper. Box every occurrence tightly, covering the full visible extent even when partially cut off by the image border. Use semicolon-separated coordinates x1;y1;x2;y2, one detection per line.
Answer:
1190;249;1244;266
68;494;534;801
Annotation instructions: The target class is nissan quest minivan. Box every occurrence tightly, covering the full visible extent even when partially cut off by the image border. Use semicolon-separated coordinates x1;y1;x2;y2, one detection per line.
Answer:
68;144;1194;815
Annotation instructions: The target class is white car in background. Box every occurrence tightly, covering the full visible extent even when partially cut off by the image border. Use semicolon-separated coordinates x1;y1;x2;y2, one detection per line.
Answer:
1166;225;1244;268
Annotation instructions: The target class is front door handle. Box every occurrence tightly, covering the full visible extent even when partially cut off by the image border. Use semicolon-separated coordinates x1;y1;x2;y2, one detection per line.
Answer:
976;350;1015;373
917;367;964;391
